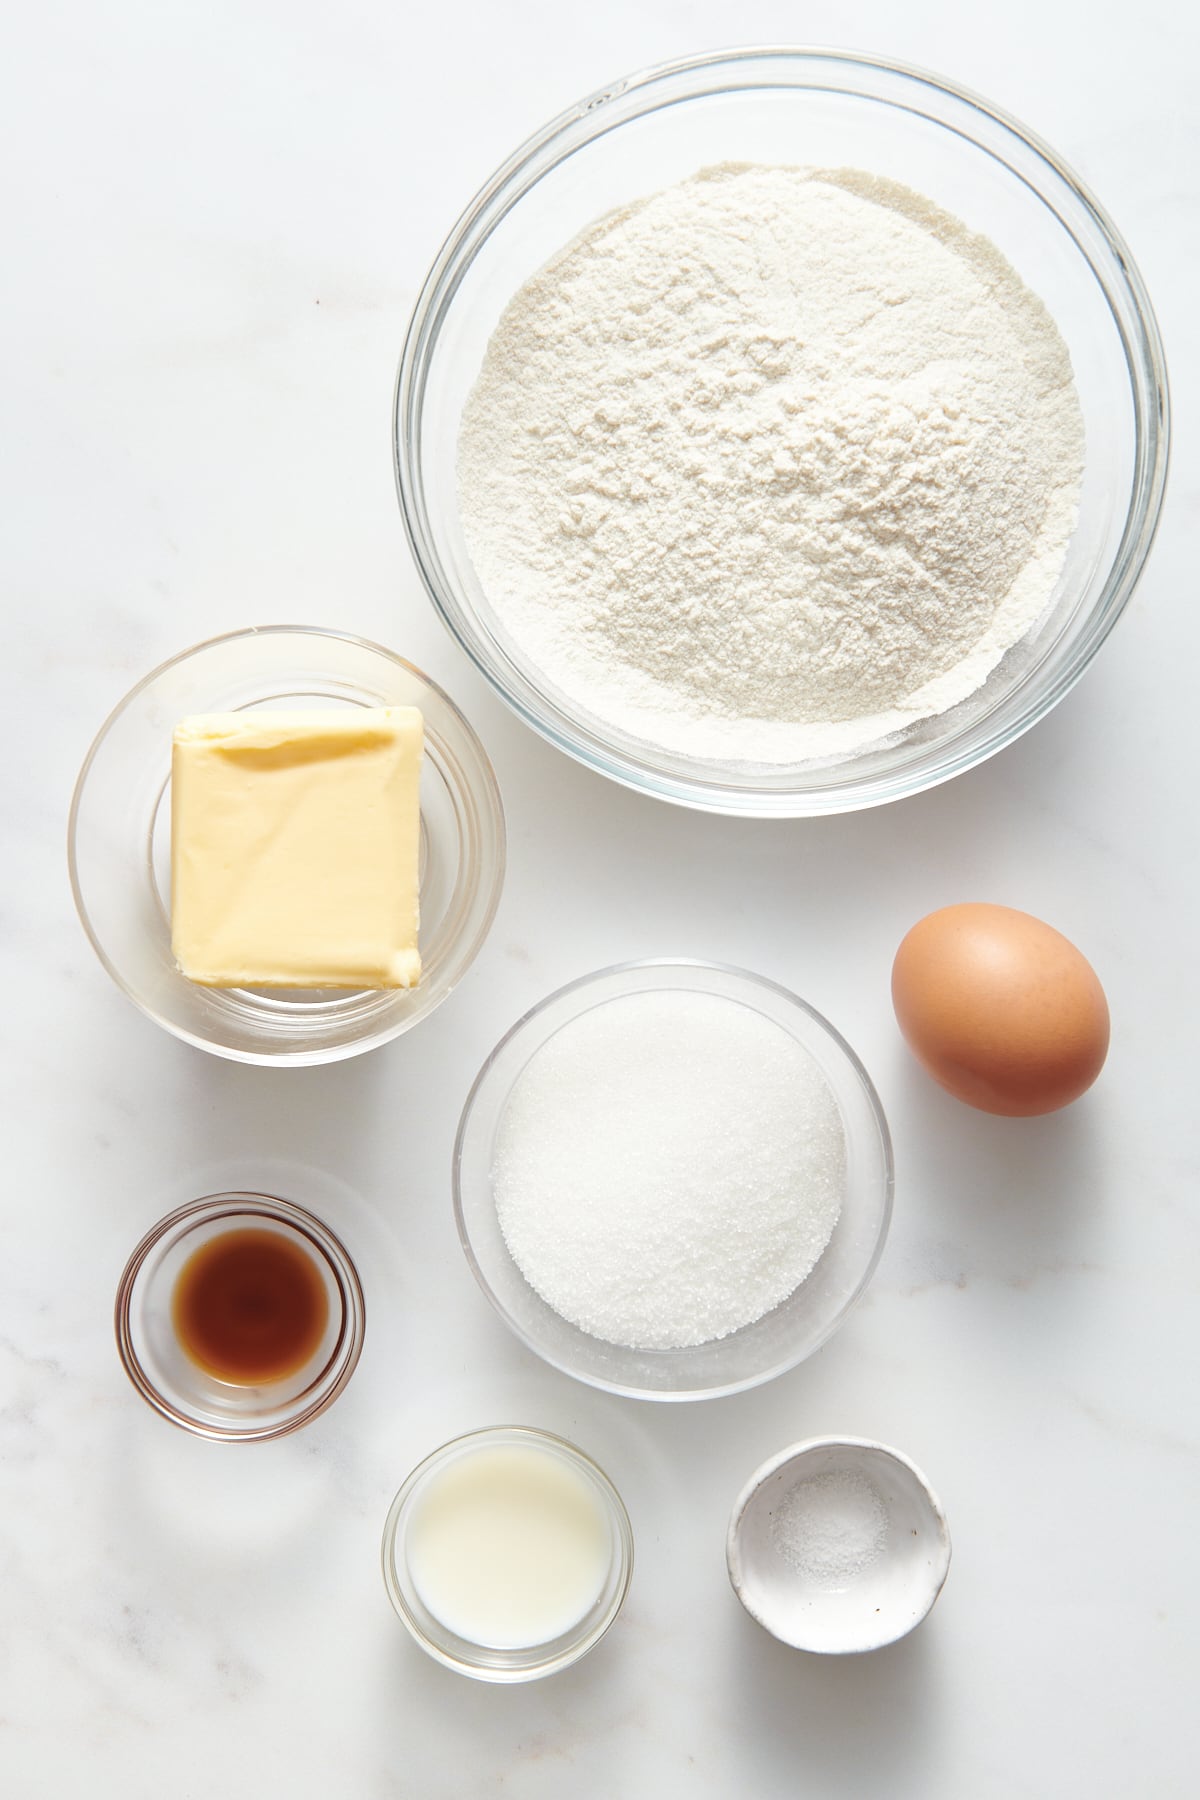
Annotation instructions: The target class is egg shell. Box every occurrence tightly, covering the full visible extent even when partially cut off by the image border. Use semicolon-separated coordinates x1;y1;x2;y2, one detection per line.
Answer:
891;903;1110;1117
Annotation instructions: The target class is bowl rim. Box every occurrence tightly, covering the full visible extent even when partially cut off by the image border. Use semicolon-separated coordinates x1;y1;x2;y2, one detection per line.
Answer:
67;623;507;1066
394;43;1170;817
452;958;895;1401
725;1433;953;1653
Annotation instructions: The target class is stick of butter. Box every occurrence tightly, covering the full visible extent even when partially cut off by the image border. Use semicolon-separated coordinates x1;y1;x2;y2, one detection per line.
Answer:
171;708;423;990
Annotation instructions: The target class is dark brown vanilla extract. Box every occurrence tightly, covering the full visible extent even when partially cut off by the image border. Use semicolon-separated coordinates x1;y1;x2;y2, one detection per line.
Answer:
171;1228;329;1384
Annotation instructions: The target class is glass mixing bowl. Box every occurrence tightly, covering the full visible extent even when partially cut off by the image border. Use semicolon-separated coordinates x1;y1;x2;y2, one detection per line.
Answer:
453;961;894;1401
69;627;505;1064
394;48;1168;816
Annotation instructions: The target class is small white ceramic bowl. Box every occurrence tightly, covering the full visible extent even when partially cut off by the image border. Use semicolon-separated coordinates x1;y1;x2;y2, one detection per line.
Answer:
726;1436;951;1653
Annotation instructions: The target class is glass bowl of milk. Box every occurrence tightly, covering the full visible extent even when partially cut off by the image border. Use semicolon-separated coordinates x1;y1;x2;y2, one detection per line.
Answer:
381;1425;634;1681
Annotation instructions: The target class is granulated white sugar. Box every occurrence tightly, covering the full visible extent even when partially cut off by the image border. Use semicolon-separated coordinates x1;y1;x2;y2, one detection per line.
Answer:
772;1467;889;1584
459;163;1084;765
491;990;846;1350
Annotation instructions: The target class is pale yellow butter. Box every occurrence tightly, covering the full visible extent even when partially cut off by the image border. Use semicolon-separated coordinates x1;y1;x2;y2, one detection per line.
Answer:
170;708;423;990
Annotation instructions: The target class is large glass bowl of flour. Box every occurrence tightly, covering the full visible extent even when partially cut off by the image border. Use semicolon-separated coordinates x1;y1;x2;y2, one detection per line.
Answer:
395;49;1168;816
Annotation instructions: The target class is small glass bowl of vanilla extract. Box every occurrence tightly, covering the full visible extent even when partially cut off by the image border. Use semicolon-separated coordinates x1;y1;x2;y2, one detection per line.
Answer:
115;1192;365;1440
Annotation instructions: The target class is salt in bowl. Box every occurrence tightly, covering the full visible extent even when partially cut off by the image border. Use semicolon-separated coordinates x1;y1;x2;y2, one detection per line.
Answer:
726;1436;951;1653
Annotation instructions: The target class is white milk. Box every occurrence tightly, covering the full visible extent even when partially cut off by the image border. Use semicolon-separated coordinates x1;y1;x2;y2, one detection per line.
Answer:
407;1442;612;1649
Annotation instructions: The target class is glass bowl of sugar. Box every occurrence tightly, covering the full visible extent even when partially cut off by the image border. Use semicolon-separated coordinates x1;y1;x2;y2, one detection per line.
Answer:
395;48;1167;816
453;961;894;1401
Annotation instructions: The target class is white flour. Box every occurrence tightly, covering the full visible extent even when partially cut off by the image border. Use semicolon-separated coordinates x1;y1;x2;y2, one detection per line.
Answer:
458;164;1084;764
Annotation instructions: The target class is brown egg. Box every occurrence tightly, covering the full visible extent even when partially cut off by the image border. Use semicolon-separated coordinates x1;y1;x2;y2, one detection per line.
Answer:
891;903;1110;1116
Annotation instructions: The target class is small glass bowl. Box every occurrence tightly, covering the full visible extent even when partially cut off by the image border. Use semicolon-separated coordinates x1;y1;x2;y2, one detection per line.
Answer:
114;1192;366;1441
395;48;1169;816
69;626;506;1065
453;961;894;1400
381;1425;634;1682
727;1437;952;1653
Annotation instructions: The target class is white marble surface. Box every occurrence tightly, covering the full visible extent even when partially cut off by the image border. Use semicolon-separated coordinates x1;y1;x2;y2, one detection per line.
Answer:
3;3;1197;1794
